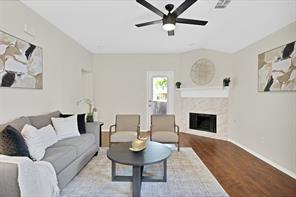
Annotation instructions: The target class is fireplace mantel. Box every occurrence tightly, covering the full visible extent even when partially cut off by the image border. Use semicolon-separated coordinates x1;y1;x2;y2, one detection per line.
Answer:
178;87;229;98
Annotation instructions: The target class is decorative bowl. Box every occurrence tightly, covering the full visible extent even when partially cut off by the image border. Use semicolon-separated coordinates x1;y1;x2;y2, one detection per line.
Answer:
130;139;146;152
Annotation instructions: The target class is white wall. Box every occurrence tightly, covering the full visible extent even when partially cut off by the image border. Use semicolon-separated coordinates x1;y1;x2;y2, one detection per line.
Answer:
229;22;296;174
93;54;180;130
0;1;93;123
179;49;232;88
93;49;232;130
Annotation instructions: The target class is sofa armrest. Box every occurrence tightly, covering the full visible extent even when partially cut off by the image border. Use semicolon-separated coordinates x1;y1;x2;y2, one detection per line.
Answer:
0;162;21;197
85;122;103;149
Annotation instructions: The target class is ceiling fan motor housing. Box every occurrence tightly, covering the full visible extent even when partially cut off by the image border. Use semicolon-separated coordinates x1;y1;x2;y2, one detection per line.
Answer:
163;14;176;25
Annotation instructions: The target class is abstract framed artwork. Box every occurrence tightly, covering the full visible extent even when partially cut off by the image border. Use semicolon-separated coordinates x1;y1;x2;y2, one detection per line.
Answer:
258;41;296;92
0;30;43;89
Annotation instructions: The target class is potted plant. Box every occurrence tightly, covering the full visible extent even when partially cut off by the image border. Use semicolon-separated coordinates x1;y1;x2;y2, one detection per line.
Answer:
175;81;182;89
223;77;231;87
86;112;94;122
77;98;95;122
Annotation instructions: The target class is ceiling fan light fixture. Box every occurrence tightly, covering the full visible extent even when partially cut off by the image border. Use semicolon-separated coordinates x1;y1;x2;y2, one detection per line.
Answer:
163;23;175;31
162;14;176;31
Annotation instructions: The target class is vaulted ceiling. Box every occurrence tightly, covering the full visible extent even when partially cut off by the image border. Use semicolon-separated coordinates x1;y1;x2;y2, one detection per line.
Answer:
21;0;296;54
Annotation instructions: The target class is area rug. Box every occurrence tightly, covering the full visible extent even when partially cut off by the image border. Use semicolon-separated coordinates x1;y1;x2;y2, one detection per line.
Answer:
60;148;228;197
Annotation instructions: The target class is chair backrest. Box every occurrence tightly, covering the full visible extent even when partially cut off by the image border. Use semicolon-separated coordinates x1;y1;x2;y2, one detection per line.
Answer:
151;115;175;132
115;114;140;132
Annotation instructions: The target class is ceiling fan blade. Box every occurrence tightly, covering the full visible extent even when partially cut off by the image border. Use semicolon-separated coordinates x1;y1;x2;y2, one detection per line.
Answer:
172;0;198;17
135;20;162;27
176;18;208;26
168;30;175;36
136;0;165;17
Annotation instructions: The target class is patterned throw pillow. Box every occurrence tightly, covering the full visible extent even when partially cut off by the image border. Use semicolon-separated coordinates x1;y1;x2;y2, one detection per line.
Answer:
0;125;31;158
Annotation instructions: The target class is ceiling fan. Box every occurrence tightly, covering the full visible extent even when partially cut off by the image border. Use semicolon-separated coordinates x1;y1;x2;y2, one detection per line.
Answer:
135;0;208;36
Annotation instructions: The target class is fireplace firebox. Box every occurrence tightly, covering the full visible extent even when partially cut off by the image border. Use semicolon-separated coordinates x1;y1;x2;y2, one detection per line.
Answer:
189;113;216;133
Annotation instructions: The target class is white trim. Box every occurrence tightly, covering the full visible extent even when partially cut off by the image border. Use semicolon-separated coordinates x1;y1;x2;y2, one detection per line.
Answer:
179;87;229;98
229;139;296;180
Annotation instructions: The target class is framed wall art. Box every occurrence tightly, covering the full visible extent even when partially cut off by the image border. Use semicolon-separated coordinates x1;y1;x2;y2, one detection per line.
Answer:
258;41;296;92
0;30;43;89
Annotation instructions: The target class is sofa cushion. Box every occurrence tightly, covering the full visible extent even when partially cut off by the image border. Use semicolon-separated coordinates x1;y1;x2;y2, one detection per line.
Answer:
0;117;31;132
51;134;95;157
43;146;76;174
28;111;60;129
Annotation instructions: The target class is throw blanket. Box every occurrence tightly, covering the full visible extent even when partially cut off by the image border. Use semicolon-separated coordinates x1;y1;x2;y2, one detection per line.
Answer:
0;155;59;197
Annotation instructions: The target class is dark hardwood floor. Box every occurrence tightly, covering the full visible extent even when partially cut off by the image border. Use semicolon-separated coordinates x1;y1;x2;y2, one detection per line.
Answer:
101;132;296;197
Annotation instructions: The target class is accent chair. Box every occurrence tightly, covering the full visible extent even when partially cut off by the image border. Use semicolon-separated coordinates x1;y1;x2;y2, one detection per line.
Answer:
109;114;140;147
150;114;180;151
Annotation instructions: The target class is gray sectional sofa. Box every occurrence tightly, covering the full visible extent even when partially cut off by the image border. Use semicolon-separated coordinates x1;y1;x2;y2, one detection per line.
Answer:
0;111;101;197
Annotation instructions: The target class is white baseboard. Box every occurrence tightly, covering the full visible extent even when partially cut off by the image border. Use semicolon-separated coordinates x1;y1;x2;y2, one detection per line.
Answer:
101;130;149;133
229;139;296;180
183;130;227;140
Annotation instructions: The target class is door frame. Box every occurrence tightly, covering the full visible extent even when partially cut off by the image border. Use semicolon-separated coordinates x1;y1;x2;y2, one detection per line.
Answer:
146;71;175;130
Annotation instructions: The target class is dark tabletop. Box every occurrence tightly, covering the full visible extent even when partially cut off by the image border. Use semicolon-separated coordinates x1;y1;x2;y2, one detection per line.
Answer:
107;141;172;166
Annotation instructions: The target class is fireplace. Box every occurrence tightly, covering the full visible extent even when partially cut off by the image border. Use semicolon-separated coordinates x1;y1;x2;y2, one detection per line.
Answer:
189;113;217;133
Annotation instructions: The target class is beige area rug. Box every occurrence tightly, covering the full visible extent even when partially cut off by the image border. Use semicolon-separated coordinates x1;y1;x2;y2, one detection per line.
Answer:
61;148;228;197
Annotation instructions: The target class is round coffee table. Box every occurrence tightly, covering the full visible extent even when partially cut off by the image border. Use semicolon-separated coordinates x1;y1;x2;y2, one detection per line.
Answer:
107;141;172;197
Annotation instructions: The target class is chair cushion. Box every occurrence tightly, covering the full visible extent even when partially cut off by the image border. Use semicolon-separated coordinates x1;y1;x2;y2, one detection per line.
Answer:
51;134;95;157
43;146;76;173
151;115;175;132
151;131;178;143
116;115;140;131
111;131;137;143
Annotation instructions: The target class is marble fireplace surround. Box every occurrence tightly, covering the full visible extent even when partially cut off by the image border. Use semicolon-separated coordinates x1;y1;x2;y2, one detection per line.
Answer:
179;97;229;140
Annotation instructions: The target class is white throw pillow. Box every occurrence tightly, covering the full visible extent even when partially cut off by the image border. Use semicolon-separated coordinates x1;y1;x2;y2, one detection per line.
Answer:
39;124;58;148
21;124;46;161
51;115;80;140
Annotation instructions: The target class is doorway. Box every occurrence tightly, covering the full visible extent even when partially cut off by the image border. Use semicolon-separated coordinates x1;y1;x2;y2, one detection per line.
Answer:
146;71;174;130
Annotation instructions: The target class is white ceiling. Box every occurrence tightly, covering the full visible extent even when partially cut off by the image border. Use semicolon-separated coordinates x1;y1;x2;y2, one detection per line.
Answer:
21;0;296;54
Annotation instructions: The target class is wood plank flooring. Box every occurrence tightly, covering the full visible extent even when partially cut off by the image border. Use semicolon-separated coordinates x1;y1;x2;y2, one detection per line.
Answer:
101;132;296;197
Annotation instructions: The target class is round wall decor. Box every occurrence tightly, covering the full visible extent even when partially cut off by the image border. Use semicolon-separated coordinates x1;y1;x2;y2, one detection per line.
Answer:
190;58;215;85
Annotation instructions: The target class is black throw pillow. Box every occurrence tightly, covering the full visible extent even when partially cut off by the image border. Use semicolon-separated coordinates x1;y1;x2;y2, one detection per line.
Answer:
0;125;31;158
60;114;86;134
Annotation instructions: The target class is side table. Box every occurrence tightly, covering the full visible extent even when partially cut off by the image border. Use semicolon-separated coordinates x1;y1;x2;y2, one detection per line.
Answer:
86;121;104;147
